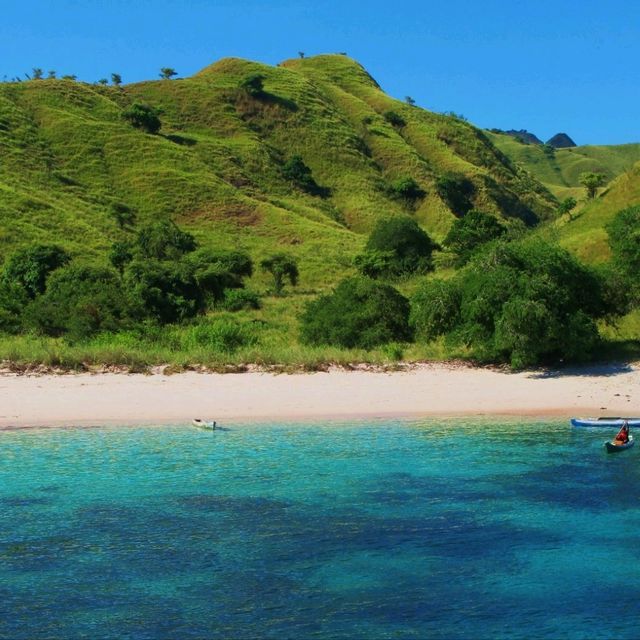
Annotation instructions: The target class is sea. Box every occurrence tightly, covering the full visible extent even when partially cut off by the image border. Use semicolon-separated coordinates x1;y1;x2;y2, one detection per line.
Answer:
1;419;639;639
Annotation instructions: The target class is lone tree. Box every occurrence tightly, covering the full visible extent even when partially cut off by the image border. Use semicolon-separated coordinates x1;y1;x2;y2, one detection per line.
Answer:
111;73;122;86
260;254;298;295
159;67;177;80
47;70;56;79
405;96;416;106
122;102;161;134
97;78;108;85
31;68;43;80
579;172;606;199
558;196;577;218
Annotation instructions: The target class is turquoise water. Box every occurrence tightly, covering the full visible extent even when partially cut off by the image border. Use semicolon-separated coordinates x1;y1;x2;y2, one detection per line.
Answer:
1;419;639;639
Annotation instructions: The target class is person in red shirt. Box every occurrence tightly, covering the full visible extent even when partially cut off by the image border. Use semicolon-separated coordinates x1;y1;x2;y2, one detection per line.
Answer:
615;421;630;444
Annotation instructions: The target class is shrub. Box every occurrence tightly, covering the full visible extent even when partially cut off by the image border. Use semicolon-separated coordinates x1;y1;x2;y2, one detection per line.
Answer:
388;177;425;203
358;216;437;278
2;244;70;298
607;205;640;276
410;279;461;341
435;173;475;216
300;277;412;349
411;239;614;367
282;155;325;195
109;241;134;275
0;283;29;333
185;319;257;353
136;220;196;260
221;288;261;311
124;260;202;324
24;265;129;340
443;210;506;266
383;111;406;127
239;74;265;97
122;102;161;134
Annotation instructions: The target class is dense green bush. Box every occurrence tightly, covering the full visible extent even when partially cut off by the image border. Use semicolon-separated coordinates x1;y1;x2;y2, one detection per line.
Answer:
122;102;161;134
2;244;70;298
356;216;437;278
124;260;203;324
0;283;29;333
388;177;425;203
411;239;616;368
300;277;412;348
607;205;640;275
383;111;406;127
24;265;130;340
221;288;261;311
136;220;197;260
183;319;257;353
410;279;461;341
443;210;506;266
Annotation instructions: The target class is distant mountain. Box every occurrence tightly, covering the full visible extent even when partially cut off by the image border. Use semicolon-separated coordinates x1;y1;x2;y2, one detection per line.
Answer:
547;133;576;148
486;129;640;201
490;129;543;145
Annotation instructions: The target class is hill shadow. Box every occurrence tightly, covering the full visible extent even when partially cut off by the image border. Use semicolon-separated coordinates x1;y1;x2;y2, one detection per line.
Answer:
164;134;197;146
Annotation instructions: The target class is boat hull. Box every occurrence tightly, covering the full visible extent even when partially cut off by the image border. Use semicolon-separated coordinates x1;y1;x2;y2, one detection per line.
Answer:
605;436;635;453
192;419;216;430
571;417;640;428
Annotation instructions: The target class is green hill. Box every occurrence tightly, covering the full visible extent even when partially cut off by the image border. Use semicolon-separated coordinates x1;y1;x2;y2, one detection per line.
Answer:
547;162;640;264
487;130;640;201
0;54;556;284
2;54;637;368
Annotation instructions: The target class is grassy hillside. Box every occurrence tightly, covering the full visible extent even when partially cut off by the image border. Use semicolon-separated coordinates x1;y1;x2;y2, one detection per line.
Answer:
543;162;640;264
487;131;640;201
1;54;637;368
0;55;556;280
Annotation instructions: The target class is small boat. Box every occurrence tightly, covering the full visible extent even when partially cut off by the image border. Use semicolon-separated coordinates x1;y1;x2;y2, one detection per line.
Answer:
192;419;216;430
605;435;634;453
571;417;640;428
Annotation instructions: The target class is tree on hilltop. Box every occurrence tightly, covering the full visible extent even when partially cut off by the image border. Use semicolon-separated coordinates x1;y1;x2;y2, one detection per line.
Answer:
31;68;43;80
159;67;177;80
111;73;122;86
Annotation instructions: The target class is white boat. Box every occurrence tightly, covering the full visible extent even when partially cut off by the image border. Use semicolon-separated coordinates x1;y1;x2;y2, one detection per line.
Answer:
192;419;216;430
571;417;640;428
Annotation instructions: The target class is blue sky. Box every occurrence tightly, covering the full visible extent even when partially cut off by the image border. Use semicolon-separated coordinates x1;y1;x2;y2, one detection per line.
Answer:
1;0;638;144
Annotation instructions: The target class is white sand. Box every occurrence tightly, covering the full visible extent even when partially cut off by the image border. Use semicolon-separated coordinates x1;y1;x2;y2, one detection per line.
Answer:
0;362;638;428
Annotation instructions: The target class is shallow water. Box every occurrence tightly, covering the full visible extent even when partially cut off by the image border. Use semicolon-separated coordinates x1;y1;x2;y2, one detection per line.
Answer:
1;419;639;639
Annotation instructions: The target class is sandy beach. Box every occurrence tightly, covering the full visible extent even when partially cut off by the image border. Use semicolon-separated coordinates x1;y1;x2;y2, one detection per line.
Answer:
0;362;638;428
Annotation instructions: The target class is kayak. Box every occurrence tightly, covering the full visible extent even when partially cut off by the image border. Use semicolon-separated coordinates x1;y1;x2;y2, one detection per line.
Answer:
605;435;635;453
571;417;640;428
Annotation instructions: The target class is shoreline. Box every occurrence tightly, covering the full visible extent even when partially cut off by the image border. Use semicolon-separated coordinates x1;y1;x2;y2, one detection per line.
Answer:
0;362;638;429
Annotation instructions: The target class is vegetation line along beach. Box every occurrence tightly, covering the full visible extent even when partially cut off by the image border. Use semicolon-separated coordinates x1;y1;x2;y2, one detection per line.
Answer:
0;54;638;373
